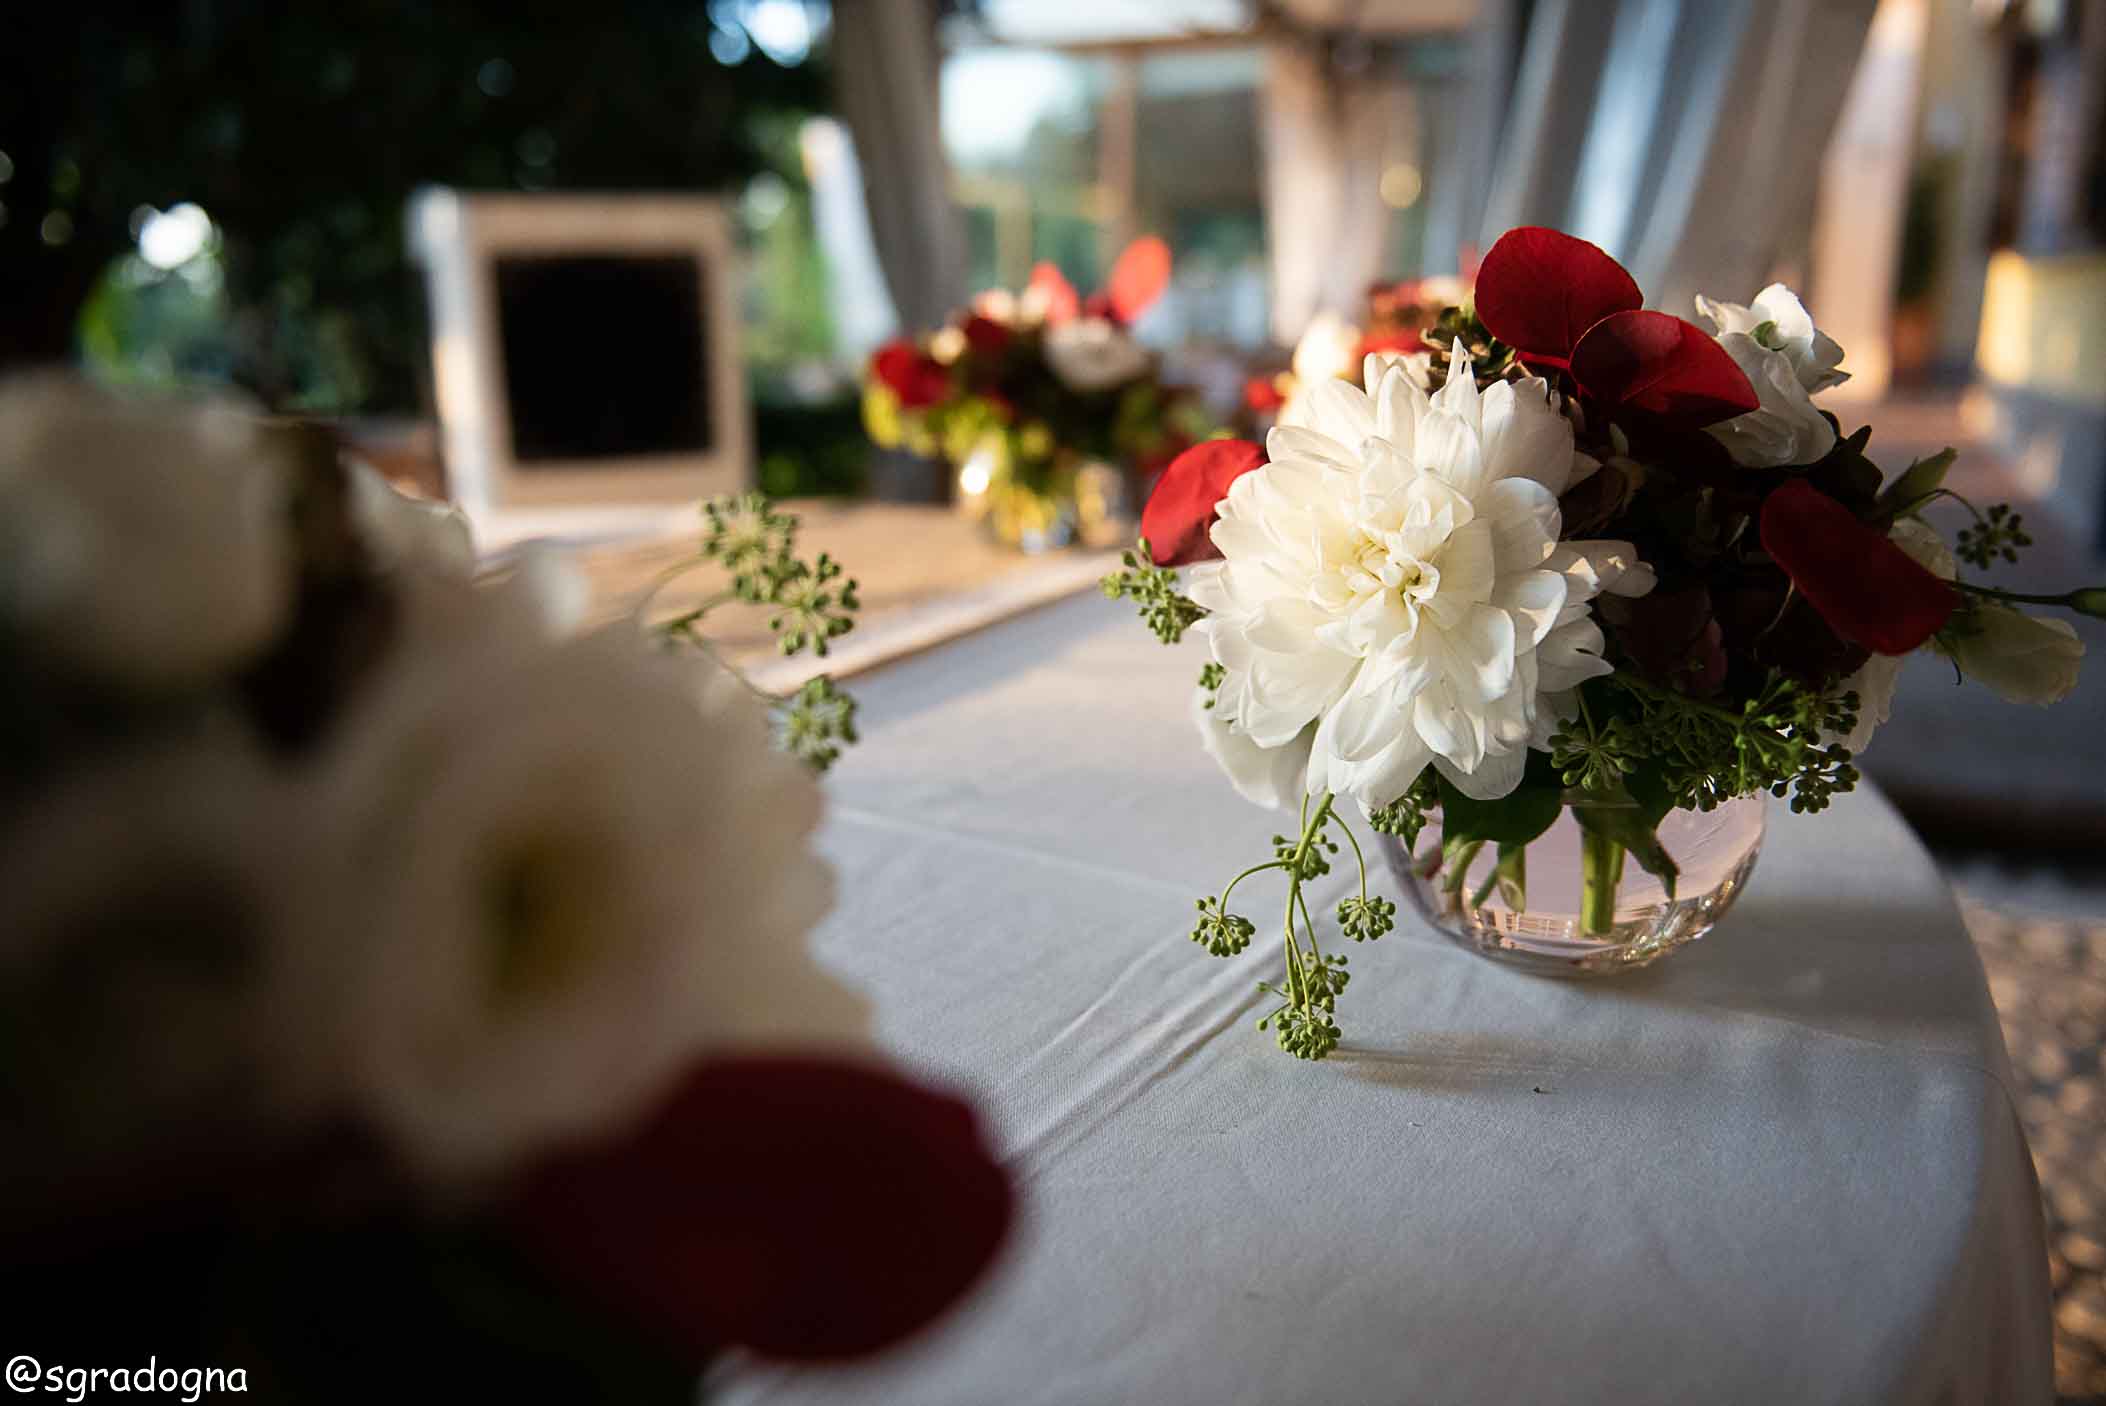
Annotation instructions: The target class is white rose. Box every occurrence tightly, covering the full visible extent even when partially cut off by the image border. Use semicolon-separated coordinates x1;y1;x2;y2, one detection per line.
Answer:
1947;604;2084;706
316;603;868;1182
1695;284;1847;468
1188;343;1652;812
1043;317;1152;392
1834;518;1957;753
0;373;291;685
345;457;475;578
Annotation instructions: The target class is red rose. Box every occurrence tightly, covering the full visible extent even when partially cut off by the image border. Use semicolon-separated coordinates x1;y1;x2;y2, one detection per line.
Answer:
1758;478;1959;655
1141;438;1266;567
508;1055;1014;1365
871;340;950;410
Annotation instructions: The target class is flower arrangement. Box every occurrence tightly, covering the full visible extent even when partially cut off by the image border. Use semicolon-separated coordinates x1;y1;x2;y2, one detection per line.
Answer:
1243;275;1471;418
1108;226;2102;1060
863;236;1214;548
0;376;1011;1393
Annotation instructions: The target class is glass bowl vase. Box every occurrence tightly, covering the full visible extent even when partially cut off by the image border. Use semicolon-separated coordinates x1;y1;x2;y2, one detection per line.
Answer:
1377;793;1767;976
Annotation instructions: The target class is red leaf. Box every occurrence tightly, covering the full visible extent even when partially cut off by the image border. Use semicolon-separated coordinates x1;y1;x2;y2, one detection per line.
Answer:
1106;235;1172;324
1027;261;1080;324
871;340;950;410
1759;478;1959;655
1474;226;1642;366
1141;438;1266;567
508;1056;1013;1365
1568;310;1759;429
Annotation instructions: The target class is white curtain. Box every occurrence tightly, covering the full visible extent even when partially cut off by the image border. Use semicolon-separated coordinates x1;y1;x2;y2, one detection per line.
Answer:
1424;0;1877;309
831;0;967;334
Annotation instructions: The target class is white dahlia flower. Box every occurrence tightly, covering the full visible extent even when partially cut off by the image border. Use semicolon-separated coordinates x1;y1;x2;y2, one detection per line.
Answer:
1187;346;1653;812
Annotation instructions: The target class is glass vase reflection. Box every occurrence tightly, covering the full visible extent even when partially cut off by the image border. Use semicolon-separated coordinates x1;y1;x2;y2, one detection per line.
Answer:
1378;793;1766;976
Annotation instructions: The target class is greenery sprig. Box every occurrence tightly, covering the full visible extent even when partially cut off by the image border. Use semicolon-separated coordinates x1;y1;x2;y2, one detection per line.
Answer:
1589;671;1860;815
654;492;862;773
1100;538;1205;645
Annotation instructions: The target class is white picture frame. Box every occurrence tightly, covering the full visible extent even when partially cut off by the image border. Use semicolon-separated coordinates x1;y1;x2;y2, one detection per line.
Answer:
409;189;750;536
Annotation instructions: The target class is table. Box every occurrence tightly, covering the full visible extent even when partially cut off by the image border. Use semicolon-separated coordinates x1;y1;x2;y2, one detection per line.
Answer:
719;590;2054;1406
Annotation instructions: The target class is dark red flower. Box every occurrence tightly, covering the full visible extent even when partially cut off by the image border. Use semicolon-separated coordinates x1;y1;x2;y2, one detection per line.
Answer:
1567;310;1760;430
1142;438;1266;567
871;340;950;410
507;1055;1014;1365
961;314;1012;359
1474;226;1641;368
1759;478;1959;655
1106;235;1172;324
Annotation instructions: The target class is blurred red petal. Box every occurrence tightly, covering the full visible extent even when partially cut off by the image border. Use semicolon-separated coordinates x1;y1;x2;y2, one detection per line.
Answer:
1568;310;1759;429
1141;438;1266;566
1474;226;1642;366
1759;478;1959;655
871;340;949;409
1356;329;1428;359
509;1056;1013;1365
1243;376;1286;414
1107;235;1173;324
961;314;1012;358
1028;262;1080;324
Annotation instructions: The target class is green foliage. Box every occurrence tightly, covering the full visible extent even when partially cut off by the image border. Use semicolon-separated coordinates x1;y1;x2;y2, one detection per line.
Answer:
1435;751;1565;846
13;3;835;407
1366;770;1439;847
1602;671;1859;816
1197;661;1226;708
660;492;862;772
1272;827;1337;881
766;552;859;657
1190;897;1255;957
773;675;858;772
1101;539;1205;645
1874;448;1956;520
1336;894;1396;943
1956;502;2033;569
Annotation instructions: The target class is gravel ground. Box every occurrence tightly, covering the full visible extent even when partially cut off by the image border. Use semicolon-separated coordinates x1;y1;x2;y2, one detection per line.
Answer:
1956;882;2106;1405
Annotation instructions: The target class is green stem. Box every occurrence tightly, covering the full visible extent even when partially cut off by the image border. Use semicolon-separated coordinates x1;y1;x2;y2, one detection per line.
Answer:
1580;829;1625;935
1950;580;2105;611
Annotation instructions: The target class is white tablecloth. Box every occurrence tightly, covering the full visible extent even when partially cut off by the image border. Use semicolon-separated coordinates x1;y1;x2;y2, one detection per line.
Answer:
722;593;2053;1406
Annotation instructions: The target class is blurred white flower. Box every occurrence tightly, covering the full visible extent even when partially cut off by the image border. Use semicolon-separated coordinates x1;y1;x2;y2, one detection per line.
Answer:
0;732;336;1179
345;457;475;578
0;373;290;685
1948;603;2084;706
1043;317;1152;392
1835;518;1955;753
317;610;867;1181
1695;284;1847;468
1187;344;1652;812
1290;313;1363;388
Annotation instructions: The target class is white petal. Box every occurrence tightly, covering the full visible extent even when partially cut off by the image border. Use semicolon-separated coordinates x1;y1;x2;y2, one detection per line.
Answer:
1491;569;1568;647
1433;338;1480;431
1476;376;1576;496
1433;743;1527;801
1299;378;1376;448
1417;407;1486;499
